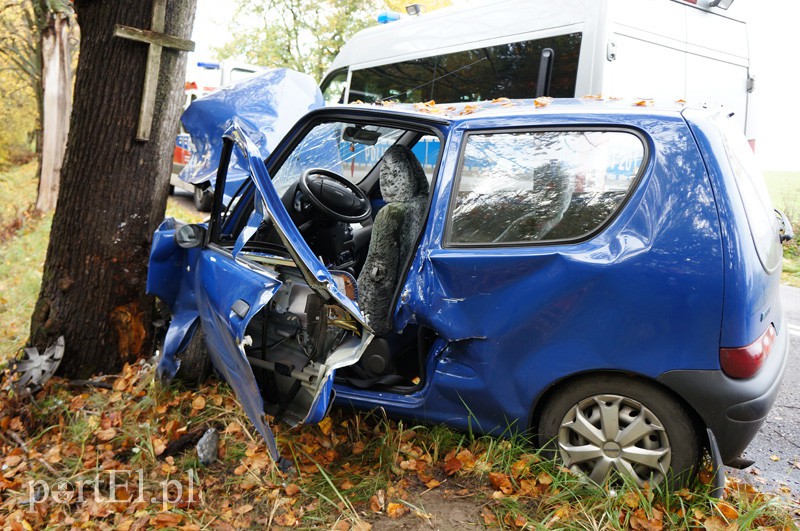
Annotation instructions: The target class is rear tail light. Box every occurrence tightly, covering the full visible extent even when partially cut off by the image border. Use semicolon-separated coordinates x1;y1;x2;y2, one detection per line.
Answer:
720;325;776;378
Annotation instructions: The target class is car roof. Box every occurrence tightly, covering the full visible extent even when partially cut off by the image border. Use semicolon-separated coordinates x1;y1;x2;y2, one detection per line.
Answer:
321;97;699;126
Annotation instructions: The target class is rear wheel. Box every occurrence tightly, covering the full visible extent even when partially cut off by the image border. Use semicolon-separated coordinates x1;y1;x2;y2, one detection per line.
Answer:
193;185;213;212
538;375;700;487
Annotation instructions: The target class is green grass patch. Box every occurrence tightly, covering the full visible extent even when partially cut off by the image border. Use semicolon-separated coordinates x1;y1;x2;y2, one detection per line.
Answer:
0;211;52;360
764;171;800;217
0;162;45;360
0;161;38;223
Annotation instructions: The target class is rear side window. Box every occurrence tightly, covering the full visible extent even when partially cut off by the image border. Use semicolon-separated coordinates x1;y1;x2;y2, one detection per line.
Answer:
720;120;782;272
447;130;645;246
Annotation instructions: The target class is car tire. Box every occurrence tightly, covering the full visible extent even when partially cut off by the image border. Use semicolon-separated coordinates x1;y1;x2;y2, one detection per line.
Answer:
175;325;212;386
537;375;700;487
193;185;213;212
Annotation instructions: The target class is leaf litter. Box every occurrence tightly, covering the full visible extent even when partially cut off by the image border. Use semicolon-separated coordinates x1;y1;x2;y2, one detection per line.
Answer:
0;360;796;530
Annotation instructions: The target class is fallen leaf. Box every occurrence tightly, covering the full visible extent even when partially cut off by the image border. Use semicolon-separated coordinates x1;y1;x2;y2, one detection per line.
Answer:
235;504;253;515
4;455;22;468
703;515;736;531
481;507;498;525
318;417;333;436
715;500;738;520
503;512;527;528
274;511;297;526
770;455;780;462
95;427;116;442
191;396;206;410
488;472;514;495
285;483;301;496
425;479;440;489
369;490;385;512
444;457;463;475
386;502;410;519
623;491;640;509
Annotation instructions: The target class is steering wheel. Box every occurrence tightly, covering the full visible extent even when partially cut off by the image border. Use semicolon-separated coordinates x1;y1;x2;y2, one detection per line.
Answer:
299;168;372;223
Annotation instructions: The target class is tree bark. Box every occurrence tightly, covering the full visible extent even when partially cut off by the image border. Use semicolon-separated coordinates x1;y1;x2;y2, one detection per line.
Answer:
29;0;197;379
36;11;73;212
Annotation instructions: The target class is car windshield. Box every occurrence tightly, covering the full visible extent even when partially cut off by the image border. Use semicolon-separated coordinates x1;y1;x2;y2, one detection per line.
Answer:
271;121;407;197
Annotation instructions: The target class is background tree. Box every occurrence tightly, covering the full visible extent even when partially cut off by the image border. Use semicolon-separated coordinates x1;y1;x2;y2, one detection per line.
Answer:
0;0;77;211
216;0;452;81
29;0;196;378
216;0;379;80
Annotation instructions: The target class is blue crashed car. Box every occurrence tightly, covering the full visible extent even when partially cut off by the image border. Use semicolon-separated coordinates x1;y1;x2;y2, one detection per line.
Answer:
148;98;791;486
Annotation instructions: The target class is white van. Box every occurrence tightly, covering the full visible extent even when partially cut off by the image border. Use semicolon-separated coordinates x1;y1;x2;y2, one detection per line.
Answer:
321;0;754;142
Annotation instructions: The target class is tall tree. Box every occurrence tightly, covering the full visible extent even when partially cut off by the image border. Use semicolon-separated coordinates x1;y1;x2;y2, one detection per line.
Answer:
29;0;197;378
216;0;379;80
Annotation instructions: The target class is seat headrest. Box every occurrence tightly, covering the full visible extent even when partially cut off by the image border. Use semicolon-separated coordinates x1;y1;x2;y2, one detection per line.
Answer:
379;145;429;203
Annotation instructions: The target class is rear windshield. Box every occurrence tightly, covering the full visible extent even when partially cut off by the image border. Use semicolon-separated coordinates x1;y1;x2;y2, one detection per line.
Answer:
720;119;781;272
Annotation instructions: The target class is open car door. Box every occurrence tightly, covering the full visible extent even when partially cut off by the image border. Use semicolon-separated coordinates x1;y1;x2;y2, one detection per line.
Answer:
151;122;373;468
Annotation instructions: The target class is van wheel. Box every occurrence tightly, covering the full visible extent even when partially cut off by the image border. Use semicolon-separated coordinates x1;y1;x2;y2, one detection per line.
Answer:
193;186;213;212
537;376;700;487
175;326;212;386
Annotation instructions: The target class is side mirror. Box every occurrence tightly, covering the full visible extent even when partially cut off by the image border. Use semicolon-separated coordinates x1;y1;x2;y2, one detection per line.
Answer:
174;223;207;249
776;209;794;243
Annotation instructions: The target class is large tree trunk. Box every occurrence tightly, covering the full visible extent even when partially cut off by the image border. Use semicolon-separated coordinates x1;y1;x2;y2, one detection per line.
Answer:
36;11;73;212
29;0;197;379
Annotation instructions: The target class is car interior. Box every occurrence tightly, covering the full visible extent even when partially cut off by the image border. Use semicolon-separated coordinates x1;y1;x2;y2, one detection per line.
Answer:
209;118;443;422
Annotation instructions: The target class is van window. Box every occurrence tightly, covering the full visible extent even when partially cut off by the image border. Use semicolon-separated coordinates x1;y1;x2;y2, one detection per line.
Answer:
448;130;645;245
720;119;782;272
321;68;348;104
349;33;582;104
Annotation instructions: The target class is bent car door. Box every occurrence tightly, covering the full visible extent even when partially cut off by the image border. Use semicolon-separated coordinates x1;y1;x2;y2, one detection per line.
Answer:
163;123;373;463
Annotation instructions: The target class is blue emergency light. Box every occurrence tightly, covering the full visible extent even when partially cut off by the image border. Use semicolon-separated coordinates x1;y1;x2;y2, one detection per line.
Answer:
377;11;401;24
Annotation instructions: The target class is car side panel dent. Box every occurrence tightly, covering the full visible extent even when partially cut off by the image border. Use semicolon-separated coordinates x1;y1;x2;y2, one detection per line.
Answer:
389;115;724;436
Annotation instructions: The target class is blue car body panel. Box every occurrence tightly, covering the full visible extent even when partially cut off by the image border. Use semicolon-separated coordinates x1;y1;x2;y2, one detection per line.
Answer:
336;109;726;434
149;96;786;466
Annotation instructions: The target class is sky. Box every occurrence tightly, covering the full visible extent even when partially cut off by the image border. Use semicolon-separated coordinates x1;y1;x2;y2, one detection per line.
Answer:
192;0;800;172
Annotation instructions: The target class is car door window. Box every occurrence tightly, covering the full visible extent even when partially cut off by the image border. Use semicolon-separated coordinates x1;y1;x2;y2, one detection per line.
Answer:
447;129;646;245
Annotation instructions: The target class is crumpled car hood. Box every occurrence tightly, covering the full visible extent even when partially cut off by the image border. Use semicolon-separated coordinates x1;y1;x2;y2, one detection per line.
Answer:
177;68;324;203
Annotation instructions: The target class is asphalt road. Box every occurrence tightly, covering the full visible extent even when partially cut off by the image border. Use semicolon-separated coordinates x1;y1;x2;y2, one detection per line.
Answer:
727;284;800;502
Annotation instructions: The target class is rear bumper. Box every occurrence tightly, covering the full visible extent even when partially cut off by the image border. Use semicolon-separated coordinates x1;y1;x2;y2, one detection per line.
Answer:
657;322;789;465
